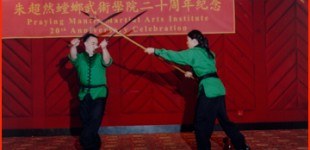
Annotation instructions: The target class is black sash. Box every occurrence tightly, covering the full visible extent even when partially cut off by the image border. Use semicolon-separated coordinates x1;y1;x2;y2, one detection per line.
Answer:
198;73;218;82
81;84;109;98
81;84;106;88
81;84;107;92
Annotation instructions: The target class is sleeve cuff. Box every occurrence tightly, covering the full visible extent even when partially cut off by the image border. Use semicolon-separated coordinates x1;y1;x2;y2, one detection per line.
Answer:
68;54;77;63
102;58;113;66
154;49;160;56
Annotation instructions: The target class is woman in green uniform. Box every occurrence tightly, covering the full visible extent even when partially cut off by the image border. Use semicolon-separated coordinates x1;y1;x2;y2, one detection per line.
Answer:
69;33;112;150
145;30;250;150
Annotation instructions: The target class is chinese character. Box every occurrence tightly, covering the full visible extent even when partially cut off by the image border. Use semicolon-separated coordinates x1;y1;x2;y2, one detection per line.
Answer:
14;2;26;16
56;2;70;14
28;3;41;15
182;0;195;12
210;0;221;11
43;2;55;14
169;0;180;12
98;1;110;14
140;2;154;10
155;0;168;12
126;0;139;12
84;1;97;14
112;0;124;12
71;2;84;14
196;0;208;10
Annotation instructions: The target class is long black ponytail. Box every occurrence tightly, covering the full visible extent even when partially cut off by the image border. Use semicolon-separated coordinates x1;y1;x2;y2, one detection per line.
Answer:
187;30;214;59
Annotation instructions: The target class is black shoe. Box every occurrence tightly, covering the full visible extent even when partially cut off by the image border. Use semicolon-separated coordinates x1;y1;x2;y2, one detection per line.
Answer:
245;145;251;150
235;145;250;150
223;137;233;150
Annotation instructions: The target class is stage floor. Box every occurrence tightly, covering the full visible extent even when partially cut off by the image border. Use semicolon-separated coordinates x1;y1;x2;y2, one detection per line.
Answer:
3;129;307;150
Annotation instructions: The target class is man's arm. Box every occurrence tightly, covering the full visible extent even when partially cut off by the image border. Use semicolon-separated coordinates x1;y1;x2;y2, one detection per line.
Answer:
100;39;112;64
70;38;80;60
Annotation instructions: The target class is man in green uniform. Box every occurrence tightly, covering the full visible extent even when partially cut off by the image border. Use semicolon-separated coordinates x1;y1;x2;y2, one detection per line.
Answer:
69;33;112;150
144;30;250;150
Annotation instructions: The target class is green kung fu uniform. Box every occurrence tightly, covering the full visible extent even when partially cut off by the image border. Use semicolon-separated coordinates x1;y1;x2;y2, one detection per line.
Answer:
154;47;225;98
69;52;113;150
156;47;248;149
69;52;112;100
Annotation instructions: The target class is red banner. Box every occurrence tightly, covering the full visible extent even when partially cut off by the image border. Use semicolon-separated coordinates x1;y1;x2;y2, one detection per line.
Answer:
3;0;235;38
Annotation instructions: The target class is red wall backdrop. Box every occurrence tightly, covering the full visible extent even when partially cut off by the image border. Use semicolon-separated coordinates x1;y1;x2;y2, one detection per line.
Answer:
2;0;308;129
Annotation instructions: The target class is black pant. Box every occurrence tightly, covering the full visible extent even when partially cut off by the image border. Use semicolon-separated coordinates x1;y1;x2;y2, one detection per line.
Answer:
194;90;247;150
79;94;106;150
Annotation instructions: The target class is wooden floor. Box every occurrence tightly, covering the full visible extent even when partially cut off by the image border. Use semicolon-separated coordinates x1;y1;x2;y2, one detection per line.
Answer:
2;129;308;150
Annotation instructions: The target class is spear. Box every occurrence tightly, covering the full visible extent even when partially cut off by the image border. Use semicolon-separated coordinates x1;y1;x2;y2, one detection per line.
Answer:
81;11;192;78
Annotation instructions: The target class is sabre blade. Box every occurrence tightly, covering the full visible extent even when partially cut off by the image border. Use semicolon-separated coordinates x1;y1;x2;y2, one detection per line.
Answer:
68;11;122;47
108;10;147;40
80;11;123;40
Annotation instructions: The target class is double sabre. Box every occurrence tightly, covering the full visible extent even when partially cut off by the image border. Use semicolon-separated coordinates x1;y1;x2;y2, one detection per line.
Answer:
106;10;147;40
80;11;122;40
103;10;147;48
81;11;193;79
67;11;122;47
60;11;122;67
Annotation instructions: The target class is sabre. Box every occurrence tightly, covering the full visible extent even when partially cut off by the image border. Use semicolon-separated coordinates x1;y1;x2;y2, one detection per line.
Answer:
67;11;122;47
81;11;192;79
107;10;147;40
80;11;122;39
